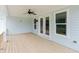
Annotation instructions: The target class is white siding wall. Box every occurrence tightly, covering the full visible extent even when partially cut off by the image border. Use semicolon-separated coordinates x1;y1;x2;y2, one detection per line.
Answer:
69;6;79;41
0;6;7;34
33;6;79;52
51;6;79;51
7;16;33;34
0;6;7;41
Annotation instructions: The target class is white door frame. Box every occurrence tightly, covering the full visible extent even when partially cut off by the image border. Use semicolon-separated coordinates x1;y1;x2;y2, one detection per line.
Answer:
38;16;50;39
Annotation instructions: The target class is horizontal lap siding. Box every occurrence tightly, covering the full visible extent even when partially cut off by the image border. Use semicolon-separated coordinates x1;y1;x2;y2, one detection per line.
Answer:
70;6;79;41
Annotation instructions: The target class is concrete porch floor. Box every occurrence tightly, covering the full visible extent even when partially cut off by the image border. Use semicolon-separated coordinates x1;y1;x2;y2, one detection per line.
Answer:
0;33;77;53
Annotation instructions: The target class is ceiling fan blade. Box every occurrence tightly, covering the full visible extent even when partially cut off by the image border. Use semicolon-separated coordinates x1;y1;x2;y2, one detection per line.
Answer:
33;13;37;15
24;9;37;15
32;12;37;15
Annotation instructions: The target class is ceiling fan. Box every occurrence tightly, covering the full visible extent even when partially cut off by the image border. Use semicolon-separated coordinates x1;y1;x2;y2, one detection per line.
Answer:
24;9;37;15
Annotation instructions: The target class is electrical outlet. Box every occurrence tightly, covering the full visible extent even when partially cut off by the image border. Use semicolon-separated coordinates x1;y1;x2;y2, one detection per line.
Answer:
73;40;77;44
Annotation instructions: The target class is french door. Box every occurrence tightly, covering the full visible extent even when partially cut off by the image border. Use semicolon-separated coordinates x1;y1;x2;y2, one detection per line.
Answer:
39;17;50;36
40;18;43;34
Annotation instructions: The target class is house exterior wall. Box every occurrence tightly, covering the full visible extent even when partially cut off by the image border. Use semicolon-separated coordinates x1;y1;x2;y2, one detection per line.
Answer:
7;16;33;35
33;6;79;52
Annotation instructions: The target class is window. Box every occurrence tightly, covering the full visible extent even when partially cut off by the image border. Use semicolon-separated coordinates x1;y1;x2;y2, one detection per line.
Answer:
34;18;37;29
45;17;49;35
40;18;43;33
56;12;67;35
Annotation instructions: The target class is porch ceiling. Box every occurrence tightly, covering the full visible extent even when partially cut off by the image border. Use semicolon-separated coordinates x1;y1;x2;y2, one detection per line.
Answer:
7;5;69;17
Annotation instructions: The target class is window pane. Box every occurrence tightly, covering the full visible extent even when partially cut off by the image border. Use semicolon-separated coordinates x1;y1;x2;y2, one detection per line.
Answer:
45;17;49;35
56;12;66;23
40;18;43;33
56;25;66;35
34;19;37;29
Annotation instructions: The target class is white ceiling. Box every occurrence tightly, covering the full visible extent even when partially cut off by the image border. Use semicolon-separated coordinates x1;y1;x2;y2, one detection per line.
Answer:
7;5;69;17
